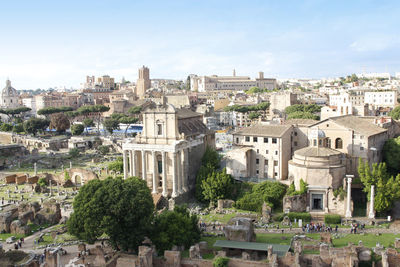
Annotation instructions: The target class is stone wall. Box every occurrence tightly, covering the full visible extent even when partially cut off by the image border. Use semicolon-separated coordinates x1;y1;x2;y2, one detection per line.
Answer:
283;194;306;212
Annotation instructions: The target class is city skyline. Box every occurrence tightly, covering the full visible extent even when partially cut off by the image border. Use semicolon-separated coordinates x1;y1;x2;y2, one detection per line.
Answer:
1;0;399;89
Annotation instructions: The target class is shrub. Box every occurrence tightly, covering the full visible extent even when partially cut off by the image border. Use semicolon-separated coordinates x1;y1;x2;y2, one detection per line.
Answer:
64;170;71;181
69;148;80;158
97;145;110;155
213;257;229;267
324;214;341;224
287;212;311;222
37;178;47;187
1;123;13;132
333;187;346;201
71;124;85;135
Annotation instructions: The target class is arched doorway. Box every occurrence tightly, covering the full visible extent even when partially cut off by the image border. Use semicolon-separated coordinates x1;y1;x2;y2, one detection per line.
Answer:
74;175;82;186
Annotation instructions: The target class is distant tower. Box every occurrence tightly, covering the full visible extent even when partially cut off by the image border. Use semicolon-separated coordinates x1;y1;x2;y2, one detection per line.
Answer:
233;69;236;77
136;66;151;98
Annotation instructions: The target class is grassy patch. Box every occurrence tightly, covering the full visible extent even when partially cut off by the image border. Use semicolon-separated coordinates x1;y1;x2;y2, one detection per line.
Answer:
332;233;400;248
0;233;24;242
201;236;226;250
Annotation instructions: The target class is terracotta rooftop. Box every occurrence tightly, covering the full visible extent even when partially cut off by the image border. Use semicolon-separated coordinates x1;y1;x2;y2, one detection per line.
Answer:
233;124;292;137
294;146;342;157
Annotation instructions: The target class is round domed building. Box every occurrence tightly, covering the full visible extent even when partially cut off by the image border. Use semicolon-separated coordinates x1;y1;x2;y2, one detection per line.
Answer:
0;79;19;109
288;128;346;214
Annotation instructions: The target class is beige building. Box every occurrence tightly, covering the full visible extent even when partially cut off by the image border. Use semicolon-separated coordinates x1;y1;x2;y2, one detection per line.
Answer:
227;123;292;180
288;128;347;214
190;71;276;92
136;66;151;98
270;91;298;115
84;75;115;90
122;98;215;198
0;80;19;109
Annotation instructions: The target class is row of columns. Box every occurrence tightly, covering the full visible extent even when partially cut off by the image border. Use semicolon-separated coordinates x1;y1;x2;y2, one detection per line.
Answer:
345;175;375;219
123;148;189;198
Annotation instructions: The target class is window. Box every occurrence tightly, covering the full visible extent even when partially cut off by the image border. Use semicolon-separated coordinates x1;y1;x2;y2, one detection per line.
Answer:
274;160;278;166
264;160;268;165
327;138;331;148
264;137;268;143
335;138;343;149
253;137;258;142
274;172;278;177
158;160;163;174
266;150;269;154
275;151;278;155
256;158;259;164
157;124;163;135
360;146;364;151
294;141;298;146
256;170;259;174
236;138;239;144
245;136;250;142
294;132;297;136
272;138;277;144
313;139;317;146
257;149;259;153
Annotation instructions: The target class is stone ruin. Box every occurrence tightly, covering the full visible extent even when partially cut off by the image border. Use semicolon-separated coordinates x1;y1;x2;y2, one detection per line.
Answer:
224;217;256;242
283;194;307;213
217;199;234;211
0;200;61;235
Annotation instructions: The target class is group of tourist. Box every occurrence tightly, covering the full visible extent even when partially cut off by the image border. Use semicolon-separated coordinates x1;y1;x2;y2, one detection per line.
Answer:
350;223;365;234
302;223;338;233
13;238;24;250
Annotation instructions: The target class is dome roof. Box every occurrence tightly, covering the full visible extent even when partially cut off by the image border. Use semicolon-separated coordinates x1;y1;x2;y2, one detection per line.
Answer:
309;128;325;139
294;146;342;157
1;80;18;97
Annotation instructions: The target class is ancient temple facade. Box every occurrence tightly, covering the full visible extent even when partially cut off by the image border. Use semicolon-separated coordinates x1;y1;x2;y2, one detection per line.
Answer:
122;98;215;198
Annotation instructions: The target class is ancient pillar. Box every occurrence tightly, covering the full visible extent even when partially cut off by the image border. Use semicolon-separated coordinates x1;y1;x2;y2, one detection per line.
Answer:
345;176;352;218
123;150;128;179
162;151;167;197
70;161;72;169
182;148;188;192
172;152;178;198
152;151;157;194
141;150;146;181
130;150;135;177
177;151;183;194
34;163;37;175
368;185;375;219
61;164;64;172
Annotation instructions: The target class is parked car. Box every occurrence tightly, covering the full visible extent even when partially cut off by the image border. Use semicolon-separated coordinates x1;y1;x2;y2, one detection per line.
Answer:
6;236;16;244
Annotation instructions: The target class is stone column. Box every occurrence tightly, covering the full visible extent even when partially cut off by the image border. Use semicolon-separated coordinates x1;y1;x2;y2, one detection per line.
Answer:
172;152;178;198
152;151;157;194
162;151;167;197
182;148;188;192
34;163;37;175
70;161;72;169
345;177;352;218
141;150;146;181
130;150;135;177
123;150;129;179
177;151;183;194
368;185;375;219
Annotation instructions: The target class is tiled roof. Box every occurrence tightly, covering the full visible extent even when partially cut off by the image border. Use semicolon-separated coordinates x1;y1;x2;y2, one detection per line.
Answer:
233;124;292;137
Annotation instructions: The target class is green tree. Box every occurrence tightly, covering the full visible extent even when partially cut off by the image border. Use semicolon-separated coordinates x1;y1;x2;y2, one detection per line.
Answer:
151;205;200;253
23;118;50;136
12;123;24;133
213;257;229;267
37;177;47;187
0;123;13;132
0;107;31;122
108;157;123;173
71;124;85;135
358;159;400;213
104;118;120;134
201;168;234;205
383;137;400;173
389;106;400;120
83;118;95;134
287;111;319;120
76;105;110;133
64;170;71;181
50;113;70;133
248;112;261;120
119;116;138;137
235;181;287;212
37;106;73;119
67;177;154;251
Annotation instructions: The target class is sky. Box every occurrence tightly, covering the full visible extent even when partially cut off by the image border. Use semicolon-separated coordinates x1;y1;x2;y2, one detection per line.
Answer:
1;0;399;89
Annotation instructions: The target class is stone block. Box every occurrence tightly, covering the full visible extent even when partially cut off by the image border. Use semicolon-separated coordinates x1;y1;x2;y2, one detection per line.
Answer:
189;244;201;259
5;174;17;184
18;211;34;225
34;199;61;225
320;232;332;244
224;217;255;242
0;206;18;233
358;248;371;262
27;176;39;184
15;175;27;185
10;220;30;235
395;238;400;249
164;250;181;267
198;241;208;251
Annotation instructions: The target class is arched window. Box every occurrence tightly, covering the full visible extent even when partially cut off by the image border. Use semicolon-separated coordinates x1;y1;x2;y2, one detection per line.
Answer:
327;138;331;148
335;138;343;149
